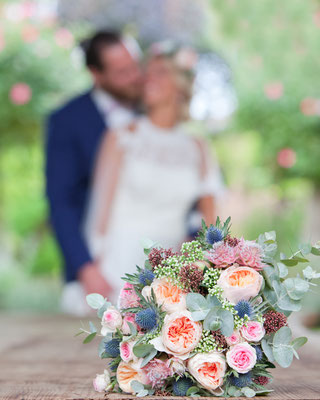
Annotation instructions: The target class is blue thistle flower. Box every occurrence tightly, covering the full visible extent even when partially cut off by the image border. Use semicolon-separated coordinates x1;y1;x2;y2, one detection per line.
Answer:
206;226;223;245
234;300;253;319
135;308;158;331
104;338;121;357
138;269;155;286
173;377;194;396
253;345;263;361
230;372;252;388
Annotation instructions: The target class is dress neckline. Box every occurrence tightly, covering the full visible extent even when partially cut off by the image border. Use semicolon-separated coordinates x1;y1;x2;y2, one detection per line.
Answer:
140;116;182;136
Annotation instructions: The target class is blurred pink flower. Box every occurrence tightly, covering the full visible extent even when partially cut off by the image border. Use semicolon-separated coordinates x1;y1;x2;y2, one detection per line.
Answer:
277;148;296;169
22;25;39;43
313;11;320;28
55;28;74;49
300;97;320;116
119;282;140;309
0;30;5;52
9;83;32;105
264;82;283;100
21;1;36;19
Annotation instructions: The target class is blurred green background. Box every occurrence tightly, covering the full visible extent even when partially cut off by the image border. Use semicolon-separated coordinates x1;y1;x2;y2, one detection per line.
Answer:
0;0;319;312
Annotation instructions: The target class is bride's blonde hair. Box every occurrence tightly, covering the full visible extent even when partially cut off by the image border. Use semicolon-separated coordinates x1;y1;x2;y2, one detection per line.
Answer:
148;42;197;121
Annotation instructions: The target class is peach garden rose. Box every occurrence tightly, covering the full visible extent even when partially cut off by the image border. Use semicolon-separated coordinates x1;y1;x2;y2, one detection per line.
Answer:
216;265;263;305
151;277;186;313
116;360;150;393
188;352;226;392
150;310;202;359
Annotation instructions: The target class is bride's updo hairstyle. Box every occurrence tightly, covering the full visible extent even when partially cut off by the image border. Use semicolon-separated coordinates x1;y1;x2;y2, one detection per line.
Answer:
147;42;197;121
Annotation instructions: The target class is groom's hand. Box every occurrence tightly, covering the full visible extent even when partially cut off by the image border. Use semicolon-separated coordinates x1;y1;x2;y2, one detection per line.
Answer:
78;261;114;299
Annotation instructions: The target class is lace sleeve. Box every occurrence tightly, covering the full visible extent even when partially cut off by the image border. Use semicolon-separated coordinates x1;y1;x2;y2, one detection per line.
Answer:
194;137;225;199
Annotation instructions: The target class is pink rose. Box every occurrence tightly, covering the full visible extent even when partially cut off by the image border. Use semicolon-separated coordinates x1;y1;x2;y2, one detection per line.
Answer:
207;242;237;267
226;330;242;346
216;265;263;305
150;310;202;360
241;321;265;342
9;83;32;105
188;352;226;392
226;342;257;373
93;369;112;392
119;282;140;309
120;340;134;362
101;307;122;336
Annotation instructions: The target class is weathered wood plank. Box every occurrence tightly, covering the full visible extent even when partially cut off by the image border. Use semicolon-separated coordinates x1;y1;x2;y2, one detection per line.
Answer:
0;313;319;400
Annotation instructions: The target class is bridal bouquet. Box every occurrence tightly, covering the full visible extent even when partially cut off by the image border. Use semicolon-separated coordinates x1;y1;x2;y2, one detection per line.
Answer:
78;217;320;398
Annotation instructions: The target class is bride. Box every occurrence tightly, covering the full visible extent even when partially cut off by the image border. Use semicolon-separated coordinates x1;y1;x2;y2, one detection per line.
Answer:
64;46;223;312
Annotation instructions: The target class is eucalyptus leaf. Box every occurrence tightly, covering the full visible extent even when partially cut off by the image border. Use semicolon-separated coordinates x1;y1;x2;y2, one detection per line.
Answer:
303;266;320;280
203;307;221;330
131;380;144;393
242;387;256;398
273;326;292;345
186;386;200;396
299;243;312;256
311;246;320;256
261;338;274;362
128;321;137;336
187;293;211;321
83;332;97;344
86;293;105;309
276;262;288;278
97;301;111;318
219;309;234;337
137;389;149;397
273;344;293;368
89;321;97;333
283;277;309;300
281;259;299;267
272;281;302;312
133;343;154;358
291;336;307;350
140;348;157;367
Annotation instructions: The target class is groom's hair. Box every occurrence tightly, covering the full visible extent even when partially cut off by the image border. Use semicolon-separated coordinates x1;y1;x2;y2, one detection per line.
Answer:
82;31;122;71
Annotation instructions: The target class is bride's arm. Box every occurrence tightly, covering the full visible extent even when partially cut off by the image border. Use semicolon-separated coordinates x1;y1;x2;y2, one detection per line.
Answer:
92;130;124;236
194;138;217;226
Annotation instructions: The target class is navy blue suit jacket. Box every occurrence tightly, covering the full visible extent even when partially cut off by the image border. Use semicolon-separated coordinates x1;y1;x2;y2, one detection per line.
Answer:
45;90;107;282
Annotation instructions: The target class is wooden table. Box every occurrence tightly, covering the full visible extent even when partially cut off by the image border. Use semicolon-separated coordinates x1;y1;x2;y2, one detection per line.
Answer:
1;313;319;400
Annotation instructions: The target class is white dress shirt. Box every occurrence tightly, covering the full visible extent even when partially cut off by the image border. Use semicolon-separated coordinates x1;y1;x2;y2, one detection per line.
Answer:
91;87;135;130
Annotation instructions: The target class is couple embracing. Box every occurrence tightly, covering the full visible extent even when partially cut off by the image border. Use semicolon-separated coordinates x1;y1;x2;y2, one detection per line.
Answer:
45;31;223;314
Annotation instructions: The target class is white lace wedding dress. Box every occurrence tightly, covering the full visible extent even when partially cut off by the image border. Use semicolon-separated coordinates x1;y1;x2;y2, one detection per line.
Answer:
61;117;223;315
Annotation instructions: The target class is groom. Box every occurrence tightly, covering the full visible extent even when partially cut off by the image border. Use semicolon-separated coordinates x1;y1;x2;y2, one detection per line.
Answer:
45;31;142;298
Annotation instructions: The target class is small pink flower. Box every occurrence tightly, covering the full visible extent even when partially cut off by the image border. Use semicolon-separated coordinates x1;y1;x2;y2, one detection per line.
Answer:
55;28;74;49
119;283;140;309
22;25;39;42
264;82;283;100
121;313;139;335
101;307;122;336
313;11;320;28
9;83;32;105
241;321;265;342
226;330;242;346
277;148;296;169
236;239;265;270
226;342;257;373
143;359;173;388
93;369;112;392
300;98;320;116
120;340;134;362
207;242;237;268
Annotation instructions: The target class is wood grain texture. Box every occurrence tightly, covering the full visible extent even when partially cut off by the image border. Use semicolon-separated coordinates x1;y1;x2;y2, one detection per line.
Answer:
0;313;319;400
